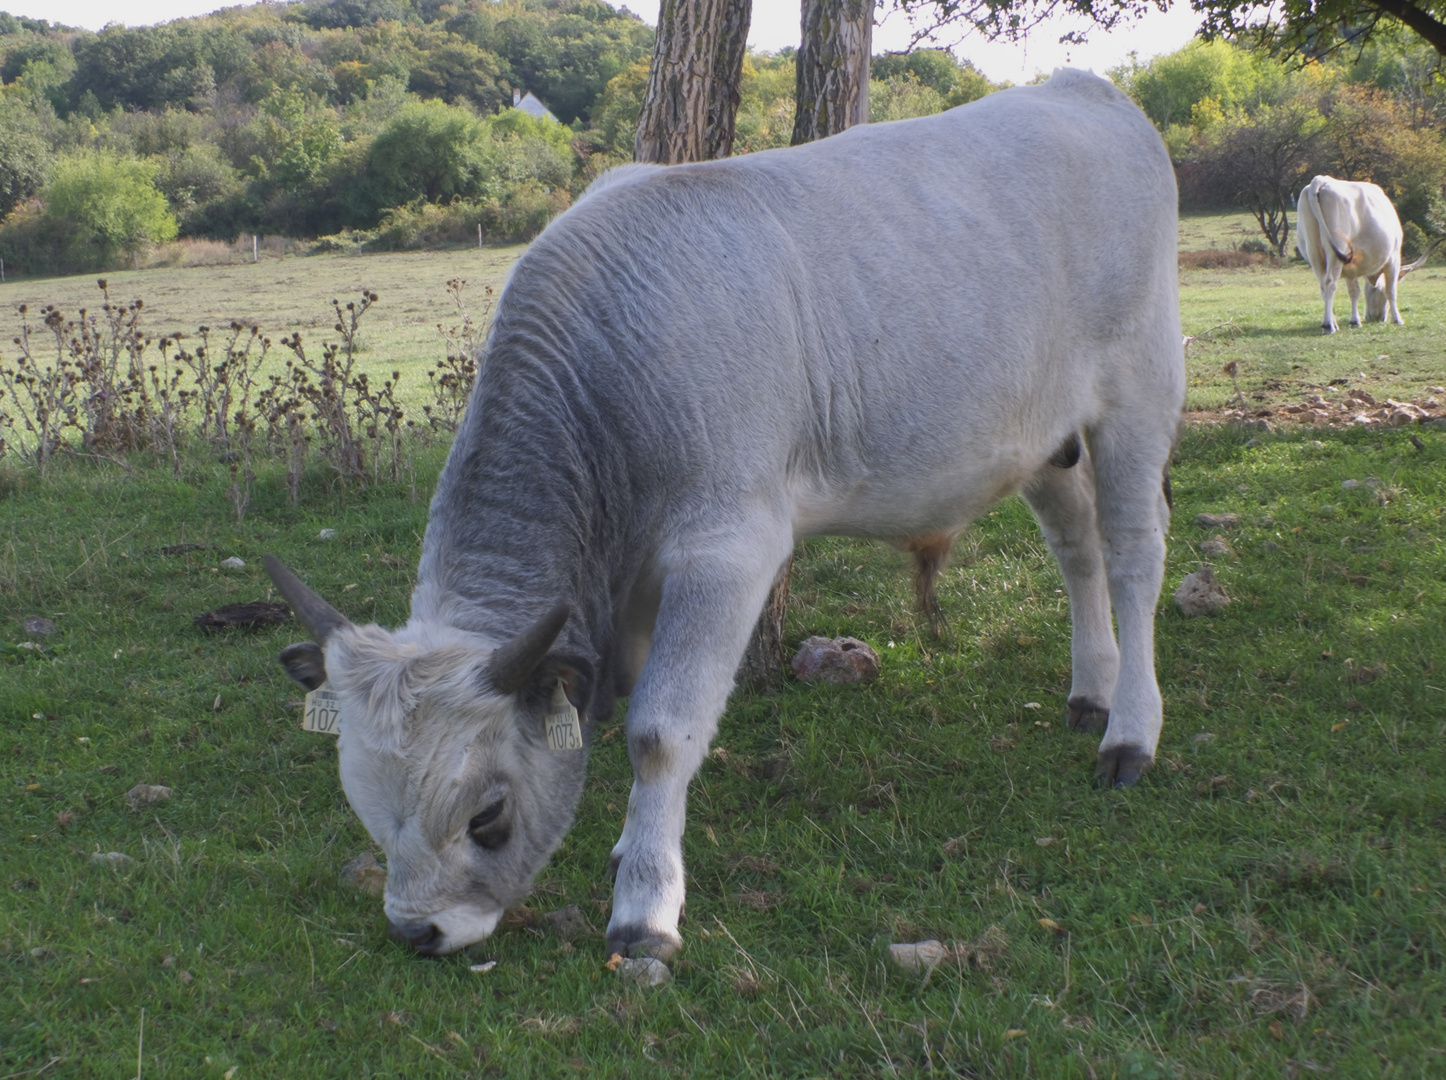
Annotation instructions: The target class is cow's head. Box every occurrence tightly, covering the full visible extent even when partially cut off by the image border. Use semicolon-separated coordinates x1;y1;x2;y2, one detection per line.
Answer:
264;555;591;955
1364;275;1389;322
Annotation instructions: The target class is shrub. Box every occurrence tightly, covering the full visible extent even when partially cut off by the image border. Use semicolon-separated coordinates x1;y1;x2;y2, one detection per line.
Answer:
43;151;179;271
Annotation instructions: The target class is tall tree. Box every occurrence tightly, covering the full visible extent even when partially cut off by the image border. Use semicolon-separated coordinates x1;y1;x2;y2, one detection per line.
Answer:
792;0;874;144
634;0;752;164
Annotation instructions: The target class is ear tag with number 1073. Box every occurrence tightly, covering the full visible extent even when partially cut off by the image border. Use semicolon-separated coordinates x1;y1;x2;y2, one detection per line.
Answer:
302;686;343;735
546;682;583;751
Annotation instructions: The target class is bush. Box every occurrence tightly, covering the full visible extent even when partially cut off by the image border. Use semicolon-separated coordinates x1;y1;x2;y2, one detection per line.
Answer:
43;151;179;271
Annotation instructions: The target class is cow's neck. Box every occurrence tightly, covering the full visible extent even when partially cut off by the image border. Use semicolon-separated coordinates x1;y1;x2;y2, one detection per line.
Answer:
410;342;637;673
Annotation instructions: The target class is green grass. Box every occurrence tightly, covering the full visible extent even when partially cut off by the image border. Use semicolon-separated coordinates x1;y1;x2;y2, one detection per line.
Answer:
4;219;1446;1077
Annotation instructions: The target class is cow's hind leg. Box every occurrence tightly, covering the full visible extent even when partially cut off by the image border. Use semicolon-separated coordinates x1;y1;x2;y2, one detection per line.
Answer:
1346;277;1363;327
606;523;793;960
1022;451;1118;735
1084;420;1174;787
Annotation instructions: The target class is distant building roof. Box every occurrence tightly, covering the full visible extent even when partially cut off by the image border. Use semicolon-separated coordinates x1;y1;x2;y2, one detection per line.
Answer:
511;89;557;123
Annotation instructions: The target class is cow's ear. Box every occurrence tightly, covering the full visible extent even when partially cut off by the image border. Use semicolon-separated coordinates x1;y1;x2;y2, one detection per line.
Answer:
536;654;595;720
278;642;328;691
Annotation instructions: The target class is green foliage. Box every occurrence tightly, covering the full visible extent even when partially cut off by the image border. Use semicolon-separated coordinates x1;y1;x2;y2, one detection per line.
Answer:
0;96;51;217
40;151;178;270
1112;39;1290;132
734;51;799;155
365;98;492;209
872;48;997;106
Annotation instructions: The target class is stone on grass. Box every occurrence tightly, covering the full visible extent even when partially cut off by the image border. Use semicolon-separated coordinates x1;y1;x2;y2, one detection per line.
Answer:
1194;512;1240;528
1174;565;1230;617
1200;537;1231;558
23;617;55;636
126;784;172;810
791;636;880;685
220;557;246;570
617;956;672;987
318;529;337;540
90;851;135;869
340;852;387;897
544;904;589;942
888;940;949;975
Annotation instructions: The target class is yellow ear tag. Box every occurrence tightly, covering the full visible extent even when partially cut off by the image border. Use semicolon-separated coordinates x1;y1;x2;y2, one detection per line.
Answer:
545;681;583;751
302;685;343;735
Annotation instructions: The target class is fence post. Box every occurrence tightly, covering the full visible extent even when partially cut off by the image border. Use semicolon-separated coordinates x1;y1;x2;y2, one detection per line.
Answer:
478;223;482;250
253;234;259;263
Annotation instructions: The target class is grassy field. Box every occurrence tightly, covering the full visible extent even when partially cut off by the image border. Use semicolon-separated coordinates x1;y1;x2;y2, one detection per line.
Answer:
3;216;1446;1078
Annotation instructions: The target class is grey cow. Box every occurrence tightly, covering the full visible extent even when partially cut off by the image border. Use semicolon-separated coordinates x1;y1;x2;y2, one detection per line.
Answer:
267;68;1185;961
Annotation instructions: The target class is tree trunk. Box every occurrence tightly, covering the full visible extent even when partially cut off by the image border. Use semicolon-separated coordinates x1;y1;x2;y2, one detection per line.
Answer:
634;0;752;164
734;0;877;691
791;0;874;145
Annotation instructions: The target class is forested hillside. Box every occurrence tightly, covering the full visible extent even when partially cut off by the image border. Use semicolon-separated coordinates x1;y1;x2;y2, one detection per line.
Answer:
0;0;1006;276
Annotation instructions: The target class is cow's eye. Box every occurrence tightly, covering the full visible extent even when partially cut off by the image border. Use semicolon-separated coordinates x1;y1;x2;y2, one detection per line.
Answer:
468;800;509;849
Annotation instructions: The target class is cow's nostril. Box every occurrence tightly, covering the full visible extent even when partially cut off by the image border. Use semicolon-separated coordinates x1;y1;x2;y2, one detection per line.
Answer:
389;919;442;950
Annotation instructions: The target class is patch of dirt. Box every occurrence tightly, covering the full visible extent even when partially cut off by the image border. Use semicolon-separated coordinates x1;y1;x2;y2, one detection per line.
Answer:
1183;376;1445;429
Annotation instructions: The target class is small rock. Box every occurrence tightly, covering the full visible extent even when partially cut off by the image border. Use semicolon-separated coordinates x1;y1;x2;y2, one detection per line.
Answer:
617;956;672;987
544;904;589;942
1174;565;1230;617
1194;513;1240;528
790;636;881;684
1200;537;1231;558
888;940;949;975
23;617;55;636
90;851;135;870
340;852;387;897
126;784;172;811
220;557;246;569
318;529;337;540
1192;732;1215;745
1341;479;1360;490
1317;504;1339;516
469;961;498;974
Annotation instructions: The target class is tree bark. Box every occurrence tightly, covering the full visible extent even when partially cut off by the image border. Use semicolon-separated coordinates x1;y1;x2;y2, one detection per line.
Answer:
634;0;752;164
792;0;874;145
733;0;878;691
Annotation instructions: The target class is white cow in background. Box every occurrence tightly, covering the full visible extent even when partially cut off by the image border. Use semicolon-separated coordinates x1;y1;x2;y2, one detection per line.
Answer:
1296;175;1431;333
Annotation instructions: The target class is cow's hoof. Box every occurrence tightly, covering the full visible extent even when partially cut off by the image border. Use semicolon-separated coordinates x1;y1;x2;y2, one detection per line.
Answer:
1066;696;1109;734
1095;744;1153;788
606;923;682;962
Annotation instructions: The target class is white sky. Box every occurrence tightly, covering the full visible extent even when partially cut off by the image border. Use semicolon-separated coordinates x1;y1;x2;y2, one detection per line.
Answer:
0;1;1205;84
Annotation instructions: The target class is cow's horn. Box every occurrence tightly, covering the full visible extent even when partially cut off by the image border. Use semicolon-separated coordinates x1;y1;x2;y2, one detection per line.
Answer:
486;603;572;695
263;554;351;644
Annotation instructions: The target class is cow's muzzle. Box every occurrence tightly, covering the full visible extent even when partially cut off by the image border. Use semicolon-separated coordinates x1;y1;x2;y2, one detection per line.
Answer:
389;918;443;953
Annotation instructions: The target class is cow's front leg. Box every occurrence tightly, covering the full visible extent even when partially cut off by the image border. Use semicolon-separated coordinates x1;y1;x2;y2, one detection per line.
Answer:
605;532;791;960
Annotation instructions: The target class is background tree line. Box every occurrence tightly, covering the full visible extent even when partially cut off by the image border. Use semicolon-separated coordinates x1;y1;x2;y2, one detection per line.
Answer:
3;0;1445;277
0;0;997;276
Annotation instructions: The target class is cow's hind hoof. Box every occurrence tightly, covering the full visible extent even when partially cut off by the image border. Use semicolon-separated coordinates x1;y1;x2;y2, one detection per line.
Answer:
1095;744;1153;788
606;923;682;962
1066;696;1109;734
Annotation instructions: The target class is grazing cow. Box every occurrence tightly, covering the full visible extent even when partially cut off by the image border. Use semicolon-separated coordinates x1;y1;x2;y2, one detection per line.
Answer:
266;69;1184;961
1296;175;1432;333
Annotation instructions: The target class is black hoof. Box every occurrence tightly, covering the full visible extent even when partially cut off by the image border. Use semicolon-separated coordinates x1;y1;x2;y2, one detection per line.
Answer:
1095;744;1153;788
605;923;682;962
1067;696;1110;734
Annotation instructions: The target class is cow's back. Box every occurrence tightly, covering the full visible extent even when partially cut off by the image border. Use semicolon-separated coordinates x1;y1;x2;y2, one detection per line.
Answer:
470;69;1180;541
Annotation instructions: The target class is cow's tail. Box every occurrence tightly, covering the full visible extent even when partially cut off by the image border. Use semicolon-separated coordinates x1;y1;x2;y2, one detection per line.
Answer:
1305;181;1355;266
